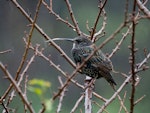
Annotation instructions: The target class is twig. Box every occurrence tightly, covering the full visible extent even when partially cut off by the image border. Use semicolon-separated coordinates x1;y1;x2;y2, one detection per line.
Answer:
1;100;9;113
24;75;29;113
93;9;107;42
108;23;132;58
64;0;82;35
42;0;75;29
134;95;146;105
117;94;128;113
118;91;127;113
70;94;84;113
91;0;108;39
136;0;150;18
0;49;11;54
57;76;67;113
38;103;46;113
0;62;35;113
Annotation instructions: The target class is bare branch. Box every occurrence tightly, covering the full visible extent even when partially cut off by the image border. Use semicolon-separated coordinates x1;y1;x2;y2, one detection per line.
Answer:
91;0;108;39
134;95;146;105
136;0;150;18
42;0;76;29
109;23;132;58
57;76;67;113
64;0;82;35
129;1;137;112
0;49;12;54
0;62;35;113
70;94;84;113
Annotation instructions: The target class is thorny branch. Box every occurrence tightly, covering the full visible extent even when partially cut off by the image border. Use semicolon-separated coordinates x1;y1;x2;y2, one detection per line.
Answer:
130;0;137;112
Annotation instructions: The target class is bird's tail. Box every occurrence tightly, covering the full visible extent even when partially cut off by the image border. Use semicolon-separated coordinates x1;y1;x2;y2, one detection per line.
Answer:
103;72;117;87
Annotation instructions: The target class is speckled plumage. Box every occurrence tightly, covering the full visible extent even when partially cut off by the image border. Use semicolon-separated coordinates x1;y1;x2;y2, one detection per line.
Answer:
71;36;116;86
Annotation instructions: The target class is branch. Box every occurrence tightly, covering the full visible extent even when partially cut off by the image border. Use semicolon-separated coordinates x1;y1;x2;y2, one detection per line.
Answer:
0;62;35;113
109;23;132;58
97;52;150;113
129;0;137;112
42;0;75;29
0;49;11;54
70;94;84;113
84;78;95;113
136;0;150;19
57;76;67;113
16;0;42;80
64;0;82;35
93;9;107;42
91;0;108;39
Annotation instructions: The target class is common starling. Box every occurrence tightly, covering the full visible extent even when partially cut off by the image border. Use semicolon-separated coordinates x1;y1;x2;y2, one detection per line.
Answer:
52;36;116;86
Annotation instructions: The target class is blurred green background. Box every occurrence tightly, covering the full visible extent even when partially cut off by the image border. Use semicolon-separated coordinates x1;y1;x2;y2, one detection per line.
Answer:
0;0;150;112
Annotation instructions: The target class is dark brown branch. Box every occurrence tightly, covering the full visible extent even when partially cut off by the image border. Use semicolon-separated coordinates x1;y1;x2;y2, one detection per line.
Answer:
129;0;137;112
91;0;108;40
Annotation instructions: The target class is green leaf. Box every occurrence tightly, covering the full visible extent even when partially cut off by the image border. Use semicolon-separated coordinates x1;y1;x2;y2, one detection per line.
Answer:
28;86;42;96
28;79;51;88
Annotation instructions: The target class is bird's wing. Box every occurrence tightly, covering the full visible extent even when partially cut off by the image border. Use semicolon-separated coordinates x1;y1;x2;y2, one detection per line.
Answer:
79;46;113;72
72;46;113;71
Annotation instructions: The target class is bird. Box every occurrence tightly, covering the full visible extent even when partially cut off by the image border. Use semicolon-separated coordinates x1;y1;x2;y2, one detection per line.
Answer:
52;36;116;86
